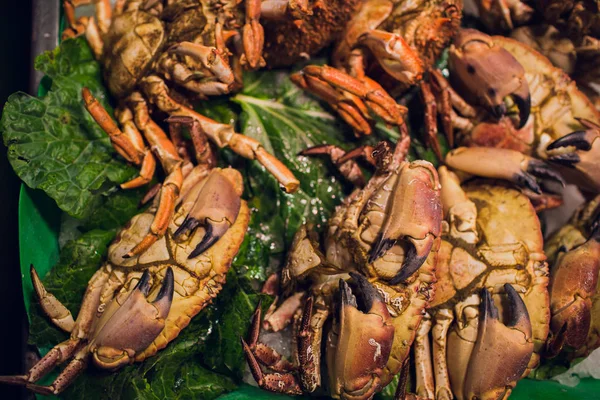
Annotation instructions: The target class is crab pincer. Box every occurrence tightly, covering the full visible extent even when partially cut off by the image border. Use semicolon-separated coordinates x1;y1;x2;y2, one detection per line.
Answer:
546;118;600;193
445;147;565;194
173;169;242;259
449;28;531;129
90;268;174;370
370;161;442;284
463;284;533;400
547;217;600;356
328;273;395;400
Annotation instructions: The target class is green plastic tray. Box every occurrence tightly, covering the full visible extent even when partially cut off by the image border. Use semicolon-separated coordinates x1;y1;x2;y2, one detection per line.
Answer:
17;183;600;400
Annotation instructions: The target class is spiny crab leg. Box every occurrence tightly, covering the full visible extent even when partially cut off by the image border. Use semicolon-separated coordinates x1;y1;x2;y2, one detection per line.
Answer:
445;147;565;194
546;118;600;192
293;65;408;132
449;28;531;129
370;161;442;283
299;144;368;187
290;71;374;135
173;169;242;258
0;267;111;394
141;75;299;193
464;285;533;400
242;300;303;395
123;92;184;257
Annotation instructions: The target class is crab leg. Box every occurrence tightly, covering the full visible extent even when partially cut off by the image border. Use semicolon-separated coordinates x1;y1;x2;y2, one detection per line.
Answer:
242;301;303;395
241;0;266;69
166;116;217;169
30;266;75;333
121;92;183;257
294;65;407;132
299;144;368;187
432;309;453;400
413;313;435;399
0;266;111;394
445;147;565;194
141;75;299;193
290;71;374;135
420;81;443;161
62;0;109;58
357;30;424;86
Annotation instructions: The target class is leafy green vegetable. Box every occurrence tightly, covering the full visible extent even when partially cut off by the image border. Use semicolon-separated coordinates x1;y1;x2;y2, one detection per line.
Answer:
1;37;135;219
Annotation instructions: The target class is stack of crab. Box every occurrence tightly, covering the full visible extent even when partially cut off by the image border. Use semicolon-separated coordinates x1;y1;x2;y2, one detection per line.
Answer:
1;1;599;399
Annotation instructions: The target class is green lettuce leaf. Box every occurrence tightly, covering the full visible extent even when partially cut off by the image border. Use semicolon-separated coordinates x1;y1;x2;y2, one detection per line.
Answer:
1;37;135;219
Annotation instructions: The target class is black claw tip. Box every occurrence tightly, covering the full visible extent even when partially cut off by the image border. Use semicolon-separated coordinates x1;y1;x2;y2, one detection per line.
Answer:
504;283;530;327
480;287;499;321
513;94;531;129
490;103;507;119
155;267;174;304
188;223;221;259
548;153;581;168
388;244;427;285
514;172;542;194
527;160;566;187
349;272;381;312
135;270;152;296
174;217;201;239
339;279;357;308
369;236;396;264
547;131;592;151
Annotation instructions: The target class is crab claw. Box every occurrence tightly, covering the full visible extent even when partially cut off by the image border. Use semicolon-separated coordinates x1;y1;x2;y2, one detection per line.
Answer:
546;119;600;192
369;161;442;283
547;222;600;356
445;147;565;194
173;169;241;259
449;29;531;128
464;285;533;400
328;274;395;400
90;268;174;370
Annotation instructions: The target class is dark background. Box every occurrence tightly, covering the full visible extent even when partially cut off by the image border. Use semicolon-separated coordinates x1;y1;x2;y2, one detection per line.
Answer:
0;0;34;398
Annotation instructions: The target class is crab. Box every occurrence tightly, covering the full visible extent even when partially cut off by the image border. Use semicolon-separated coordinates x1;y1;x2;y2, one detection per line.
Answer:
421;28;600;203
241;140;443;399
544;195;600;360
0;166;250;395
411;166;550;400
63;0;299;256
290;0;463;137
